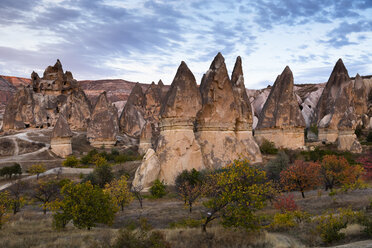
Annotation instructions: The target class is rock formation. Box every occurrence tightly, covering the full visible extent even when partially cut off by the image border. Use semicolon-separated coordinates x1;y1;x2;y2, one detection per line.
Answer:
3;60;91;131
50;114;73;158
133;61;204;188
119;83;146;137
311;59;362;153
138;121;153;155
87;92;119;148
353;74;369;129
195;53;261;169
255;66;306;149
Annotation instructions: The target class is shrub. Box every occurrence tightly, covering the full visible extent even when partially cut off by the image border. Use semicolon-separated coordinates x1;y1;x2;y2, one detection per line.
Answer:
150;179;167;198
83;163;114;188
309;124;319;136
260;139;278;155
270;210;311;231
273;194;298;212
357;155;372;181
62;155;80;168
315;208;362;243
112;228;170;248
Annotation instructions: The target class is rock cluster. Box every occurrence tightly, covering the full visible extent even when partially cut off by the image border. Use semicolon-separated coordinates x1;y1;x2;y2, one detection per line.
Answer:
311;59;362;153
255;66;306;149
3;60;91;131
133;54;262;189
87;92;119;148
50;114;73;158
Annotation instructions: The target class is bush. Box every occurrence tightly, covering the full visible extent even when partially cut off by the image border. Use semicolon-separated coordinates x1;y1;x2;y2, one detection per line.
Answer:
150;179;167;198
112;228;170;248
260;139;278;155
315;208;362;243
62;156;80;168
270;210;311;231
309;124;319;136
273;194;298;212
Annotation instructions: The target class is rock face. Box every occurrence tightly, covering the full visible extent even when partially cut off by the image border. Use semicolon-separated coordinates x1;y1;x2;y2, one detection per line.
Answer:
3;60;91;131
87;92;119;148
353;74;369;129
196;54;262;168
119;83;146;138
311;59;357;142
133;61;204;187
51;114;73;158
255;66;305;149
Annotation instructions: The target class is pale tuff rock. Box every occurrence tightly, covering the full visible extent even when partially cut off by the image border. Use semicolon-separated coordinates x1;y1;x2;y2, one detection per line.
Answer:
51;114;73;158
255;66;305;149
119;83;146;138
3;60;91;131
138;121;153;155
132;148;161;191
353;74;369;129
196;53;261;169
87;92;119;148
337;130;362;154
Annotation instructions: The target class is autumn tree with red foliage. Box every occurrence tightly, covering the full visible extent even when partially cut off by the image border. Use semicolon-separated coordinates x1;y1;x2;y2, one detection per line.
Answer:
280;160;321;198
357;154;372;181
321;155;363;191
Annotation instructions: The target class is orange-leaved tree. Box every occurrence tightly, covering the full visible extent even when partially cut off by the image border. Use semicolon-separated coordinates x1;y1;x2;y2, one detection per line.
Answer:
280;160;321;198
320;155;363;191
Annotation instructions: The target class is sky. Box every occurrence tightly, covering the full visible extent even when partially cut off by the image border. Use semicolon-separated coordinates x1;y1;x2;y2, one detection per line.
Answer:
0;0;371;89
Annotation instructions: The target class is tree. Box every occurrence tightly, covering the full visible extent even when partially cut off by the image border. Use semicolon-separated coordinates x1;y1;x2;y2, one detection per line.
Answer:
175;169;205;212
150;179;166;198
33;180;60;214
320;155;363;191
0;191;11;229
0;163;22;179
266;151;289;182
202;159;276;232
62;156;80;168
28;164;46;180
51;181;118;230
280;160;321;198
131;185;144;209
8;180;27;214
104;176;133;211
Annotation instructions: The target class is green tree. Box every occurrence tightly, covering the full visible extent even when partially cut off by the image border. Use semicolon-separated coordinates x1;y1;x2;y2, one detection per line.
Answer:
51;181;118;230
33;180;60;214
0;163;22;179
175;169;205;212
150;179;166;198
202;159;276;232
0;191;11;229
8;180;26;214
62;156;80;168
265;151;289;182
28;164;46;180
104;175;133;211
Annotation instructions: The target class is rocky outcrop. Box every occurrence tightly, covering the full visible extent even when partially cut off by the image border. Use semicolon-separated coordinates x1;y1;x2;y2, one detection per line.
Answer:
138;121;153;155
132;148;161;190
255;66;305;149
353;74;369;129
196;53;261;169
133;61;204;187
87;92;119;148
2;60;91;131
51;114;73;158
119;83;146;138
